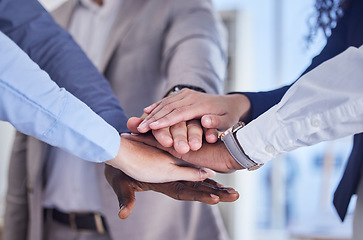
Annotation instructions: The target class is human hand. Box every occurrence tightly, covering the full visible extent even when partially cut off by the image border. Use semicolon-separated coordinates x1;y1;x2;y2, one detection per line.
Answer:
122;132;243;173
105;165;239;219
137;89;251;134
128;117;216;153
105;135;215;183
151;120;203;153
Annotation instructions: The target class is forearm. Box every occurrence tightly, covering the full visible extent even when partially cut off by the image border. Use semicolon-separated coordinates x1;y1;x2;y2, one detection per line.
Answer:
0;32;120;162
240;3;351;122
236;45;363;164
0;0;128;132
162;0;227;94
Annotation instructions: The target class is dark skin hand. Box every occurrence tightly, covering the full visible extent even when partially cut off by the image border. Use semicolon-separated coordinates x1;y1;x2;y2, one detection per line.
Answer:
105;165;240;219
127;117;244;173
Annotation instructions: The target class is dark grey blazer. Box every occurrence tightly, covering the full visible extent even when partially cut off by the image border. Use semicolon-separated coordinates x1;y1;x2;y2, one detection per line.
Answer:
4;0;229;240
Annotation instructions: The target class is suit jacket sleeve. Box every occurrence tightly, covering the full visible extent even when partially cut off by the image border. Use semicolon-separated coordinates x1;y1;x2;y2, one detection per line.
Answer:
0;0;128;133
3;132;29;240
242;1;353;121
161;0;227;94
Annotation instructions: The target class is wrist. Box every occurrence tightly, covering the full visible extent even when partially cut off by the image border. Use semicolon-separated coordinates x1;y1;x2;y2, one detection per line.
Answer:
164;84;206;97
220;121;263;171
105;137;127;171
226;93;252;122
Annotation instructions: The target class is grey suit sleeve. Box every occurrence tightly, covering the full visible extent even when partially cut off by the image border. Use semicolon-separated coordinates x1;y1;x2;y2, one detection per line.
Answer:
3;132;29;240
161;0;227;94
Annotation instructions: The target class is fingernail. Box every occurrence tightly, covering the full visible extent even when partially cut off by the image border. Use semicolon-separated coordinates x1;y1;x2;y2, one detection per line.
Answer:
120;133;131;137
137;122;147;132
130;133;139;136
119;203;125;210
227;188;238;194
204;117;211;126
189;138;201;145
176;141;188;147
176;141;189;153
200;169;208;179
144;104;155;112
210;194;219;200
204;168;216;178
216;183;225;188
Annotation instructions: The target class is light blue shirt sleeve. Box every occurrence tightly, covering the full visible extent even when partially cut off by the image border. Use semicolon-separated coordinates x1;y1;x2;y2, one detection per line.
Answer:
0;31;120;162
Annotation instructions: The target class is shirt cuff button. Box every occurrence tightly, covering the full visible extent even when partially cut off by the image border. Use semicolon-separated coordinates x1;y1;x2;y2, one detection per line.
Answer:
265;145;275;153
311;118;321;127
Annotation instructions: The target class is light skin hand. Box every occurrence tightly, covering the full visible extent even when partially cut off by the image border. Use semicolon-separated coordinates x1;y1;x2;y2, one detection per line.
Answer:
105;165;239;219
105;136;215;183
137;89;252;133
122;132;244;173
130;117;204;154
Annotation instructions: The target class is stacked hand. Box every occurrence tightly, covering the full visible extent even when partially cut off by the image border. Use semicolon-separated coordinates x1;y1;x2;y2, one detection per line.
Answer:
105;165;239;219
104;89;253;219
105;135;215;183
126;117;243;172
137;89;251;137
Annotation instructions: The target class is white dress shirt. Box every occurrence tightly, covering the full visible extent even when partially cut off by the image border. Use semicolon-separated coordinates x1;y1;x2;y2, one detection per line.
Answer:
237;45;363;165
43;0;123;212
0;31;119;163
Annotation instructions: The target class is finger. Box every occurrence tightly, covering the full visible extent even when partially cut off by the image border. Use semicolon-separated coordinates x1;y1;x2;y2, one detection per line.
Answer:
170;122;190;154
157;182;220;205
143;102;159;114
104;166;137;219
201;114;233;131
121;133;161;148
152;127;173;147
141;90;188;123
147;105;204;131
139;93;201;132
203;178;223;187
127;117;144;133
139;105;194;132
186;120;203;151
143;89;188;114
118;196;136;219
194;180;240;202
171;166;211;182
204;128;219;143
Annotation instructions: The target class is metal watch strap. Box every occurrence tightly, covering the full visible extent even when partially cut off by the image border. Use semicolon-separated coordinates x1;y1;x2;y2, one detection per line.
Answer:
220;122;263;171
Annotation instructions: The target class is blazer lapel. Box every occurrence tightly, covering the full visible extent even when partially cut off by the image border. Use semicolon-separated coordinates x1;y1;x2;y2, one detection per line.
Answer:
99;0;146;71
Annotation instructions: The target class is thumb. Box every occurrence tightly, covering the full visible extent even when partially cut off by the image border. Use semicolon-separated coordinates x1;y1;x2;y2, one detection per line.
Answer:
121;133;183;159
115;176;136;219
171;165;216;182
127;117;144;133
104;165;137;219
118;190;136;219
121;133;163;149
201;115;234;131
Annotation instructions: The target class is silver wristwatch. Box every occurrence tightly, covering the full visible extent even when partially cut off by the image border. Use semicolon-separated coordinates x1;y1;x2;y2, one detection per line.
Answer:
220;121;263;171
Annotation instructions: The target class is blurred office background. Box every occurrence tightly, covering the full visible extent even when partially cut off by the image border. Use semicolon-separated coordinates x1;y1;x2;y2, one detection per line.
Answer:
0;0;354;239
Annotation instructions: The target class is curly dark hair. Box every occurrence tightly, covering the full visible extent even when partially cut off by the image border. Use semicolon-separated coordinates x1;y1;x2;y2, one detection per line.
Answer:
306;0;352;44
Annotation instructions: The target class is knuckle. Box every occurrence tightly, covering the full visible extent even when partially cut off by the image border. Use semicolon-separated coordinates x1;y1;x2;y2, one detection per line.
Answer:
163;103;174;112
180;88;192;94
174;182;187;196
191;181;201;189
